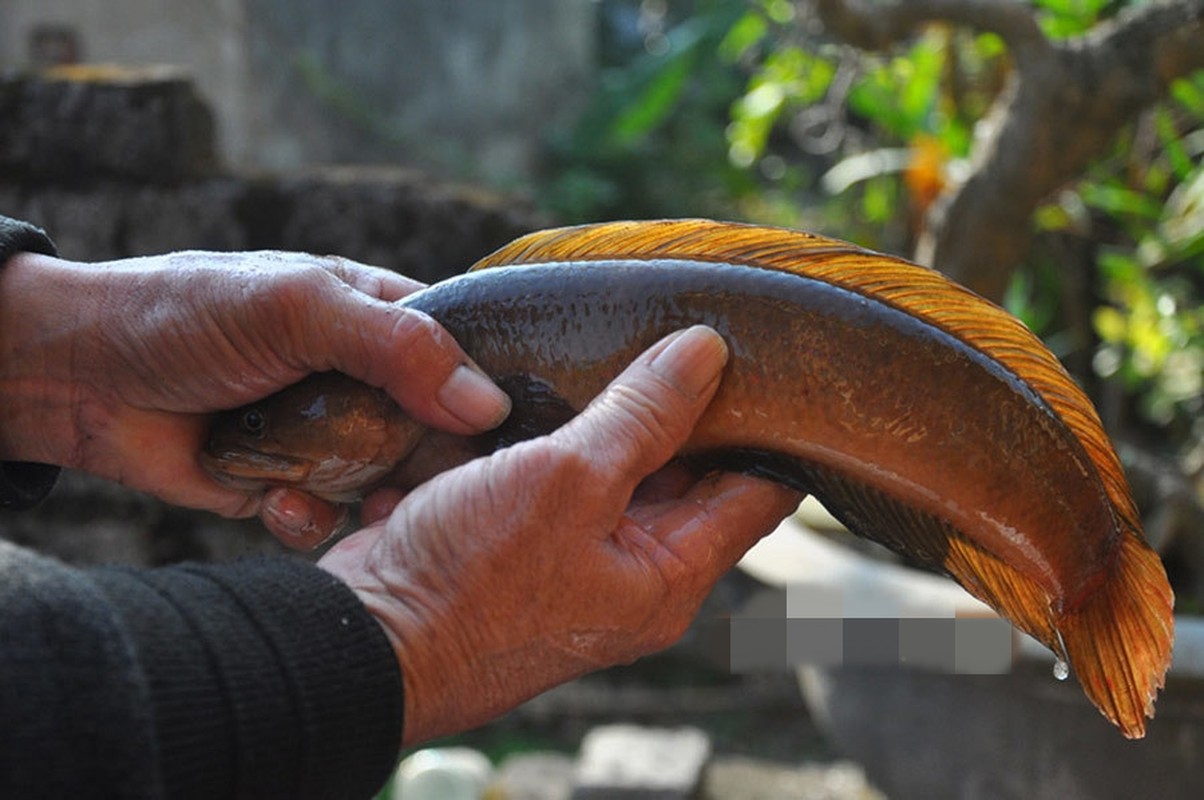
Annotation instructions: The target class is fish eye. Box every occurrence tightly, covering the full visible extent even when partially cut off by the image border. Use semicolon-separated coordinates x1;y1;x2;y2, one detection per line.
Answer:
240;409;267;437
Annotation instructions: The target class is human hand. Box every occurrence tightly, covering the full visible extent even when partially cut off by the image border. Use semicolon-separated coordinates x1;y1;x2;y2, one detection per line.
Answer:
318;326;803;745
0;250;509;544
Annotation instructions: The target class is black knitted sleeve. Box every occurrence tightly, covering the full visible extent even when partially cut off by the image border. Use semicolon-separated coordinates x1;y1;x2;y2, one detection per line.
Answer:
0;540;405;800
0;214;62;509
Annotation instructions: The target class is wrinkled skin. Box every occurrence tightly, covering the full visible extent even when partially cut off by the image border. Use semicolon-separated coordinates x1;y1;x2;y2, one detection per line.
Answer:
319;327;801;744
0;249;510;544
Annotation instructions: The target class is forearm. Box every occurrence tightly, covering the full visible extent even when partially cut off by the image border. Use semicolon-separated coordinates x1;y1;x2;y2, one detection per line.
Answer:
0;216;67;505
0;539;404;799
0;214;98;469
0;248;104;467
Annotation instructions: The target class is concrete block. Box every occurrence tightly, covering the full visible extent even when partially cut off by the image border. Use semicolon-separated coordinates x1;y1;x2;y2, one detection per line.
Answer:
571;724;711;800
701;756;885;800
269;166;537;284
14;186;128;260
392;747;492;800
490;752;574;800
0;65;217;184
122;180;248;255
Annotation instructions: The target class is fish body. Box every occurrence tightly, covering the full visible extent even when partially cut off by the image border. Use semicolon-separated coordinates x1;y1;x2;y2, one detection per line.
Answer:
412;258;1116;607
202;220;1173;738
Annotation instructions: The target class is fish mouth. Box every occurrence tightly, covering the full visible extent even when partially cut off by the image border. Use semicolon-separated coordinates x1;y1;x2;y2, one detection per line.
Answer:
200;448;312;490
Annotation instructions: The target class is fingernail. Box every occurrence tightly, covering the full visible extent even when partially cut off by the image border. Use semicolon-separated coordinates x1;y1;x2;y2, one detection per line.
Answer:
263;491;312;538
648;325;729;399
263;490;349;549
437;363;512;430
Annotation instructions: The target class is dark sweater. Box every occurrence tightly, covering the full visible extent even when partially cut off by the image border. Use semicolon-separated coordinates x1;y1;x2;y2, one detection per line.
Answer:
0;216;404;799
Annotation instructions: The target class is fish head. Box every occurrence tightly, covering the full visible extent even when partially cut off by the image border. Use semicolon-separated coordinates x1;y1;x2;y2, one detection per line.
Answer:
201;372;426;502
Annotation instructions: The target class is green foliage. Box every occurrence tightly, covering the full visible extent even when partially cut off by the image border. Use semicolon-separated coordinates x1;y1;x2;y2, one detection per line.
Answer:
1032;0;1117;37
543;0;1203;442
724;0;1203;440
727;43;835;168
538;0;759;223
1024;69;1204;434
711;2;1016;249
1082;81;1204;431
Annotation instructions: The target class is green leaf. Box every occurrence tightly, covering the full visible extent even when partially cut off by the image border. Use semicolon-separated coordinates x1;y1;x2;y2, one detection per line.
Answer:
1155;108;1195;181
1033;0;1110;38
1080;181;1164;221
760;0;796;25
728;45;834;166
609;49;697;144
861;175;898;223
974;32;1007;59
719;11;768;61
1171;73;1204;116
1094;305;1128;343
1097;248;1144;286
898;38;944;131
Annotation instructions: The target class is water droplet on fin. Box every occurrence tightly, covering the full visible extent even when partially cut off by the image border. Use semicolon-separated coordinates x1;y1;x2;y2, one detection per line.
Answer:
1053;658;1070;681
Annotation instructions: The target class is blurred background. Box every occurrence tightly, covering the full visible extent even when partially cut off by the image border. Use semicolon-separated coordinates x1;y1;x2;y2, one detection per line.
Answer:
2;1;1203;798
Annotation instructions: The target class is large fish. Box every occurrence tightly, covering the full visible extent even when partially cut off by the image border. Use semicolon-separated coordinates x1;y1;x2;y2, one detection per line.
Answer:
203;220;1173;738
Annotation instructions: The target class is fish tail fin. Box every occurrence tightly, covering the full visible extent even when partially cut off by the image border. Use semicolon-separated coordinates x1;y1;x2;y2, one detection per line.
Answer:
1057;531;1174;739
804;465;1174;738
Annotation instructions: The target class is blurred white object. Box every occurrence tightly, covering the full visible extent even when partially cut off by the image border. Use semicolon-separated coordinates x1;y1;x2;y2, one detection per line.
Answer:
742;504;1204;675
392;747;492;800
740;504;995;619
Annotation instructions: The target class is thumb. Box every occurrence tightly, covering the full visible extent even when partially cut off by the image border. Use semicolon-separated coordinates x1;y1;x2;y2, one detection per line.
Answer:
554;325;729;495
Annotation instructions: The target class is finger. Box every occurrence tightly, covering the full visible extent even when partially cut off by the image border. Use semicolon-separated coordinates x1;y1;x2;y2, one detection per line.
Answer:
634;472;803;586
260;487;350;550
315;524;385;580
361;486;407;526
631;460;704;505
322;256;426;303
312;291;511;435
87;408;263;516
554;325;729;498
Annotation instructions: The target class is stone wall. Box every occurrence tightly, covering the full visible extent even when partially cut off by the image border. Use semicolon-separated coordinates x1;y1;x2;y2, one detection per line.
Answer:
0;68;539;566
0;166;538;284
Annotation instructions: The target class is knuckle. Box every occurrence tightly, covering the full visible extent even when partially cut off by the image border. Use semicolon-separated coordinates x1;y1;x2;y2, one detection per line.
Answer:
387;307;446;350
279;262;341;304
527;439;595;489
238;262;328;321
497;439;602;517
605;382;682;454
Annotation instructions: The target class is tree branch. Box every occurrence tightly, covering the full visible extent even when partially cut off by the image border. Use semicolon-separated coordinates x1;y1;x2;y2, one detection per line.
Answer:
813;0;1049;59
812;0;1204;301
